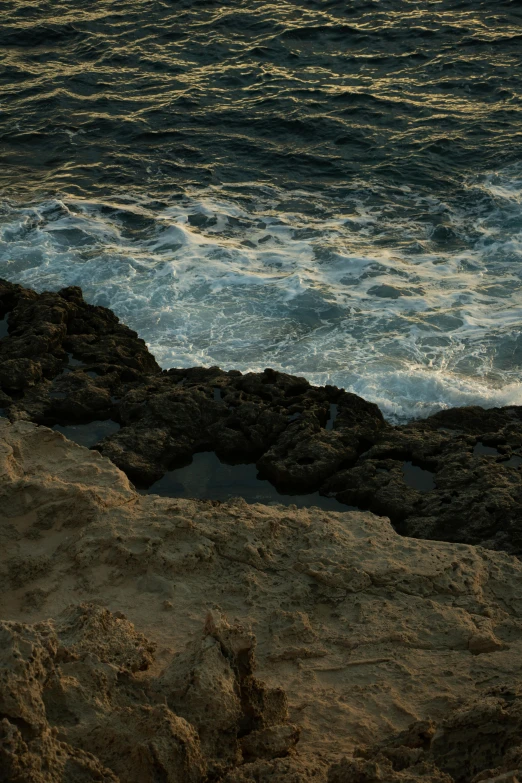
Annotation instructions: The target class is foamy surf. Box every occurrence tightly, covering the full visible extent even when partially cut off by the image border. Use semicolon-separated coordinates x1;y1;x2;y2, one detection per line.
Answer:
1;171;522;422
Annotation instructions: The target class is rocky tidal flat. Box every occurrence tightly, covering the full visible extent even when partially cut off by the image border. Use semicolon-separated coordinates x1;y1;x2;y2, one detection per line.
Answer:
1;278;522;553
2;280;522;781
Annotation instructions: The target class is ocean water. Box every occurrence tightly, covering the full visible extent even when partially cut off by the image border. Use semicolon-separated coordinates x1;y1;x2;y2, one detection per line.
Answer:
1;0;522;422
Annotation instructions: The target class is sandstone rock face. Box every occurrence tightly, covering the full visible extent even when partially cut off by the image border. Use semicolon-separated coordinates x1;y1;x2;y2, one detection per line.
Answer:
3;420;522;780
2;280;522;553
0;602;299;783
328;692;522;783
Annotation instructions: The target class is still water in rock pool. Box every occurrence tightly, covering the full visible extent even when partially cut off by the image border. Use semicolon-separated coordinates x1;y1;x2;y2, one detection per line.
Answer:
52;420;121;449
50;420;352;508
142;451;352;510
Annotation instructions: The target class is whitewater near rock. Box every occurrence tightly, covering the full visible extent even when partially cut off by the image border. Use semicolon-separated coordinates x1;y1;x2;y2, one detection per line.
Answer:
3;418;522;780
2;279;522;556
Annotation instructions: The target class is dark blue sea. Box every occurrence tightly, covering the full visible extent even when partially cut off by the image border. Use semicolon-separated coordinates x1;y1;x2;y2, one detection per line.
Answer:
2;0;522;420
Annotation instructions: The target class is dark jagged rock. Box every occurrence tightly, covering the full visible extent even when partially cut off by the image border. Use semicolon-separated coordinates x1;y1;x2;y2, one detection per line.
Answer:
2;279;522;555
97;368;387;487
322;409;522;552
0;278;387;487
257;391;384;492
0;278;160;394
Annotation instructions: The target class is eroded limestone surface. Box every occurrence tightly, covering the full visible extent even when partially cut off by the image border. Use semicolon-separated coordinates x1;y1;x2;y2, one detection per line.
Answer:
0;604;300;783
2;420;522;780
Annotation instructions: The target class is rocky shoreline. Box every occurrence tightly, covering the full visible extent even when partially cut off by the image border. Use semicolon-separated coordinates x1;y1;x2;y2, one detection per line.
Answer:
1;278;522;554
3;418;522;782
2;281;522;780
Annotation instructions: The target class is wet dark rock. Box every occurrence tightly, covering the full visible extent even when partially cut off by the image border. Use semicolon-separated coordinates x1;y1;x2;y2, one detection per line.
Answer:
2;279;522;554
0;357;43;390
0;278;159;399
96;369;384;487
322;410;522;553
258;411;367;493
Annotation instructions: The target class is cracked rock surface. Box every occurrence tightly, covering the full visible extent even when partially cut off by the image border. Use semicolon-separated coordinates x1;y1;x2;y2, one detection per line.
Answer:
0;602;299;783
328;690;522;783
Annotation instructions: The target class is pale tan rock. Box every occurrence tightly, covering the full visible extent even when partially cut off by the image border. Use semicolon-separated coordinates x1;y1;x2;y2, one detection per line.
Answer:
0;618;57;730
158;620;244;772
327;755;452;783
240;724;301;761
4;420;522;780
0;601;297;783
222;756;329;782
0;719;120;783
56;602;156;671
468;631;506;655
72;704;206;783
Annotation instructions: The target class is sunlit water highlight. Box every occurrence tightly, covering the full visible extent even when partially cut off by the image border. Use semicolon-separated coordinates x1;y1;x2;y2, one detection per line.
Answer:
1;0;522;421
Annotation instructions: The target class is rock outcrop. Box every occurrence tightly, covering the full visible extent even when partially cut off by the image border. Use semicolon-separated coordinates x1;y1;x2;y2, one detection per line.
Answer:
3;419;522;780
0;603;300;783
2;278;522;555
328;689;522;782
0;279;386;489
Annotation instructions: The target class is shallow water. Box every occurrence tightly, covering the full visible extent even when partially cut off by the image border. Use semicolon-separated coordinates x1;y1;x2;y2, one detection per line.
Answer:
143;451;353;510
52;419;120;448
402;461;436;493
473;441;500;457
1;0;522;421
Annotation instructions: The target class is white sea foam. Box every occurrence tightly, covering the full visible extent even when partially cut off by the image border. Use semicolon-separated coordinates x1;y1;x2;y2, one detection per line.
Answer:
1;170;522;422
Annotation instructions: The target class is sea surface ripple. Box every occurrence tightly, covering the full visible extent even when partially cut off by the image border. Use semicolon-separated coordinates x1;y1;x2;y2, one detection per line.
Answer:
1;0;522;420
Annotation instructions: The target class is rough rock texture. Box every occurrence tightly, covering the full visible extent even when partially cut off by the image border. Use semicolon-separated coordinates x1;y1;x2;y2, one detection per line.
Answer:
0;602;299;783
0;278;159;388
328;689;522;782
3;420;522;780
2;280;522;554
0;278;385;489
322;408;522;555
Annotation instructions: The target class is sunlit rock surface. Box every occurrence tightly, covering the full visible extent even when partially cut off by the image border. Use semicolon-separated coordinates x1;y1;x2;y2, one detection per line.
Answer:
2;419;522;779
